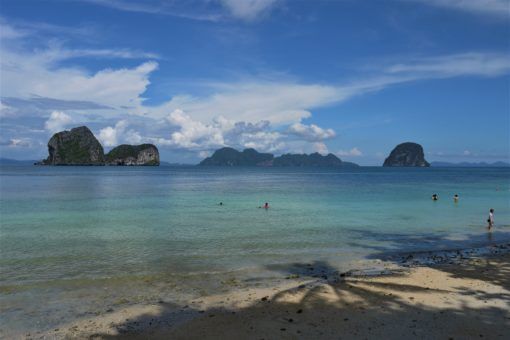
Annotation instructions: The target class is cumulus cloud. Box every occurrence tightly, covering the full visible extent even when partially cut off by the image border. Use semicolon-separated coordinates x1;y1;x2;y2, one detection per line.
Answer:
288;122;336;141
98;119;145;147
153;109;286;153
44;111;73;133
98;120;129;147
162;109;226;149
337;147;363;157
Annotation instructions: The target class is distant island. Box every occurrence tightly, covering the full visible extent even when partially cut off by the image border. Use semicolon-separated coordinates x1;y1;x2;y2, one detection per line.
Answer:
36;126;160;166
199;147;359;167
383;142;430;167
431;161;510;167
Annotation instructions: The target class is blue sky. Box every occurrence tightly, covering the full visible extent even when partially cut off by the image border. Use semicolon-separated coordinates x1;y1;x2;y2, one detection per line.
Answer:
0;0;509;165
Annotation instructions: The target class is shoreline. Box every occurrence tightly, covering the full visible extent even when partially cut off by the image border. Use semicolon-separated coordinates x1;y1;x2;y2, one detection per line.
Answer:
26;241;510;339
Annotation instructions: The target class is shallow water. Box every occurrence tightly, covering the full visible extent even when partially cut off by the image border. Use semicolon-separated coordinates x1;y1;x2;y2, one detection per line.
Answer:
1;165;509;336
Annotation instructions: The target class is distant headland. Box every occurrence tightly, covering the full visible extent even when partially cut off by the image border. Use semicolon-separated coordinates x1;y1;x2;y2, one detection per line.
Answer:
199;147;359;167
36;126;160;166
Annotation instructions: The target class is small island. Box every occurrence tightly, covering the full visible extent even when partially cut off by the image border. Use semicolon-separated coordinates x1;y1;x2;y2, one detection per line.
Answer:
199;147;359;167
383;142;430;167
36;126;160;166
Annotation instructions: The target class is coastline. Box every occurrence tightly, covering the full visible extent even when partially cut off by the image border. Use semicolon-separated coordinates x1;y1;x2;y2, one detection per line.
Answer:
32;242;510;340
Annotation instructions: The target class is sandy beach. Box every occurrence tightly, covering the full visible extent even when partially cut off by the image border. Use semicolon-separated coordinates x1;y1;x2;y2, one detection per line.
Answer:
37;245;510;340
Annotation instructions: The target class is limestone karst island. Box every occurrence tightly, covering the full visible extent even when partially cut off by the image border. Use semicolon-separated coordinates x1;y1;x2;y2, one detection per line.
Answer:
36;126;160;166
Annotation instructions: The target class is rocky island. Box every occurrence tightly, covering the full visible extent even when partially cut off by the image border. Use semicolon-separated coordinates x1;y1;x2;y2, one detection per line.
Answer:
383;142;430;167
39;126;105;165
199;147;359;167
37;126;159;166
199;147;273;166
105;144;160;166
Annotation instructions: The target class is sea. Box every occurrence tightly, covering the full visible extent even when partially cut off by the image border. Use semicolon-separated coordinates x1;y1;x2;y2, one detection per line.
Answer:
1;165;509;336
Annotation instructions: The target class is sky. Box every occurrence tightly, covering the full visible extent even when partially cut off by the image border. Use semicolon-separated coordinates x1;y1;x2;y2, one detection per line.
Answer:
0;0;509;165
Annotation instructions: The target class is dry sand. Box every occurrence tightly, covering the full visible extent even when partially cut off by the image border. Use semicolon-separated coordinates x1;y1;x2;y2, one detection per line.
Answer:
42;251;510;340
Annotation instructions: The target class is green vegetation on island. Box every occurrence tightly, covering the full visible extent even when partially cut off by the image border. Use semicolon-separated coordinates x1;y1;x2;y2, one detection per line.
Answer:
105;144;160;166
199;147;359;167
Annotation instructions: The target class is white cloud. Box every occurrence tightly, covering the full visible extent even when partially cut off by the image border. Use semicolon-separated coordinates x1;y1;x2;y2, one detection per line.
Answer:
44;111;73;133
0;22;158;110
288;122;336;141
407;0;510;17
155;82;342;125
221;0;280;20
98;120;128;147
98;120;145;147
463;150;471;155
0;138;32;147
385;53;510;78
337;147;363;157
153;109;287;153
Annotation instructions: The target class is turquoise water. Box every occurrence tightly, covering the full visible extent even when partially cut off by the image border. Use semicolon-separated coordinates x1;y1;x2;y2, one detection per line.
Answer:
1;165;509;335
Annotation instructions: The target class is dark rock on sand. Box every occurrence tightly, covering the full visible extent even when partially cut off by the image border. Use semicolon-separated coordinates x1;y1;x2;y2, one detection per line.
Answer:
383;142;430;167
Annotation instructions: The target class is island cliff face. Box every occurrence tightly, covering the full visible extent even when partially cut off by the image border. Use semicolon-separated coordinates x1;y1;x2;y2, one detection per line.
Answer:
199;147;359;167
43;126;104;165
105;144;160;166
39;126;159;166
383;142;430;167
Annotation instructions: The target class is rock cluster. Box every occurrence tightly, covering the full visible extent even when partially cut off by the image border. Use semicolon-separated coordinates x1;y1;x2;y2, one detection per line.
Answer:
38;126;159;166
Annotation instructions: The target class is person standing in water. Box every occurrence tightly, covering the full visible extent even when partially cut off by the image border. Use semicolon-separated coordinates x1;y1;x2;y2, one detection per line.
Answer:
432;194;438;201
453;194;459;203
487;208;495;230
264;202;269;209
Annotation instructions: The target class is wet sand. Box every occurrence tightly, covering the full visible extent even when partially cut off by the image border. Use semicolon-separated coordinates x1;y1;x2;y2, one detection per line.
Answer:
38;244;510;340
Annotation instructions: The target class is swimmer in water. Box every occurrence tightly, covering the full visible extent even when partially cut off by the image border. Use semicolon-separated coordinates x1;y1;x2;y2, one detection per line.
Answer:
264;202;269;209
219;202;223;206
432;194;438;201
453;194;459;203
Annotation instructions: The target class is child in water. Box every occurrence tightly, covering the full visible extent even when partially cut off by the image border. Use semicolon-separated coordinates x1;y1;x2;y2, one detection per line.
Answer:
487;208;495;230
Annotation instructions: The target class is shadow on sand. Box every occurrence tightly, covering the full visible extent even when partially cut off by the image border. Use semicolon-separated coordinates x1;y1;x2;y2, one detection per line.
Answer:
89;231;510;339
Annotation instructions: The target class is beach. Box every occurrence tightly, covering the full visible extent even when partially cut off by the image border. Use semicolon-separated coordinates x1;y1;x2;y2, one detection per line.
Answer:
39;244;510;339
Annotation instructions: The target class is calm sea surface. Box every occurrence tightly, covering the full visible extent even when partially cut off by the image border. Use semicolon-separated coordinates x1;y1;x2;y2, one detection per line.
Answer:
1;165;509;335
